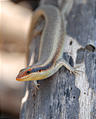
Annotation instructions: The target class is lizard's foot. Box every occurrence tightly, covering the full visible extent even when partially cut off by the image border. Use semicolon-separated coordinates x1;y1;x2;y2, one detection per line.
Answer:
70;68;80;75
32;81;40;96
69;65;83;76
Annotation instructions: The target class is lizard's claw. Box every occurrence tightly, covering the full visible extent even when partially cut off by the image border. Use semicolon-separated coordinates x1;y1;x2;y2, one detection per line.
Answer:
32;81;40;96
69;65;84;76
35;83;40;90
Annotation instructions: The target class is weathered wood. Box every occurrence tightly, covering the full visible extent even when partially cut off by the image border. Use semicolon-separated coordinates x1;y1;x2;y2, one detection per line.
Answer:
20;0;96;119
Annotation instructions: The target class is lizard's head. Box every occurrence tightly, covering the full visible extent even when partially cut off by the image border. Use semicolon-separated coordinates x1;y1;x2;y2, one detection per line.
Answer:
16;66;48;81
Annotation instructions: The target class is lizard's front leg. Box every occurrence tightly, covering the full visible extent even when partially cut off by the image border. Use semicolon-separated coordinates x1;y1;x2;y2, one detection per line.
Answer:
55;58;83;75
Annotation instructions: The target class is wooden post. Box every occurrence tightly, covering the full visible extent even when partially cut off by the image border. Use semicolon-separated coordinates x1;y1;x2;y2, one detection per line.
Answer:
20;0;96;119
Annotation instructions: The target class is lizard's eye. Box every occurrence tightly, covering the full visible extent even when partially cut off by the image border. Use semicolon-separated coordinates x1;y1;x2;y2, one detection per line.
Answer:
39;69;42;72
26;70;31;74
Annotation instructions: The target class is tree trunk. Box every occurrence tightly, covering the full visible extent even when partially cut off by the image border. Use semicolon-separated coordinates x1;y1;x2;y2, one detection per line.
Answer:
20;0;96;119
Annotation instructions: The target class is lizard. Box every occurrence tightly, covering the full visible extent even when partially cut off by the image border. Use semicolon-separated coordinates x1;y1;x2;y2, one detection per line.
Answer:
16;5;80;83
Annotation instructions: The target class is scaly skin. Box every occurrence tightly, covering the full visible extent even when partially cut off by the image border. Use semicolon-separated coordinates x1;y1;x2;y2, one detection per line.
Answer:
16;5;80;82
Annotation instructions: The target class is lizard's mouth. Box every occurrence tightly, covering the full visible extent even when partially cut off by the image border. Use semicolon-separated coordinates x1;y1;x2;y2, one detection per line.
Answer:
16;72;40;81
16;74;31;81
16;77;23;81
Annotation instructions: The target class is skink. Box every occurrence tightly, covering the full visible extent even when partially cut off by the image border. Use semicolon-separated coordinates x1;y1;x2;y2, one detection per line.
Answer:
16;5;79;81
